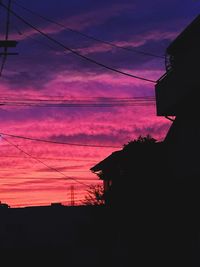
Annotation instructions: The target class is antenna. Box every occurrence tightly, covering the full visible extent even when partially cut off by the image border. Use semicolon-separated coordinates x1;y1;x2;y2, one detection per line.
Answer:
70;185;75;206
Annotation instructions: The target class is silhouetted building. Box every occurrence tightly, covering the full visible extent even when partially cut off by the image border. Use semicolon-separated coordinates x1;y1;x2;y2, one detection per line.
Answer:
91;14;200;260
91;150;120;206
50;202;63;207
155;15;200;179
155;14;200;265
91;138;177;265
156;15;200;116
91;137;164;208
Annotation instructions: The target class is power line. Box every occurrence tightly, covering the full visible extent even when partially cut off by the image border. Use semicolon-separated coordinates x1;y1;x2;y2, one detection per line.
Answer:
0;96;155;107
13;22;65;53
1;135;90;187
0;98;155;107
0;155;97;162
0;96;155;100
0;99;155;103
0;95;155;99
0;132;121;148
0;102;155;107
13;0;164;59
0;95;155;108
0;94;155;108
0;2;156;83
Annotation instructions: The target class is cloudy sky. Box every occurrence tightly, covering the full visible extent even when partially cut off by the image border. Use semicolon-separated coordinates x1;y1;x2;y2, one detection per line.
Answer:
0;0;198;207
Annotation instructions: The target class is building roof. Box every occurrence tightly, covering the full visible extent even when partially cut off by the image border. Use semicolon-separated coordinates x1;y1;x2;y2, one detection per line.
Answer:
91;141;164;180
167;14;200;56
90;150;122;173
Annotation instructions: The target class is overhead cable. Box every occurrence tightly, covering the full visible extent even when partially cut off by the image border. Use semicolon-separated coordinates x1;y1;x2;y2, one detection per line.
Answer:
0;96;155;108
0;2;156;83
13;0;164;59
1;135;90;187
0;132;121;148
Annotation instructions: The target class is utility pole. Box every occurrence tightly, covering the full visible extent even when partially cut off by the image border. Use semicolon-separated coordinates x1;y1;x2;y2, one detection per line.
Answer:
0;0;18;76
0;40;18;55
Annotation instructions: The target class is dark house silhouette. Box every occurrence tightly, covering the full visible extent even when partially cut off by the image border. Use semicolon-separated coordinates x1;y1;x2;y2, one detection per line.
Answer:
155;13;200;231
90;137;177;265
91;137;165;208
155;14;200;182
89;15;200;265
156;14;200;116
155;16;200;263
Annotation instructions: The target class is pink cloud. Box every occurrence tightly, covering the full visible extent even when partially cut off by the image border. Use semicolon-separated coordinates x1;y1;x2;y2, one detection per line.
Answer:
76;30;178;55
0;14;173;207
7;3;133;42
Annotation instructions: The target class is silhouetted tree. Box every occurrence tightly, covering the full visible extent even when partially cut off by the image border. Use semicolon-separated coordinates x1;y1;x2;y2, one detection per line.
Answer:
83;184;105;206
123;134;157;150
0;201;10;208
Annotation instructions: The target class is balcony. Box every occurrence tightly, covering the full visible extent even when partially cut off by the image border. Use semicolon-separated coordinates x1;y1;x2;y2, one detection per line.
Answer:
155;68;199;116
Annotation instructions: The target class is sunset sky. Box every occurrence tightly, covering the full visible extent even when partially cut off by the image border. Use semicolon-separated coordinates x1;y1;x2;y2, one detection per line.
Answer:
0;0;198;207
